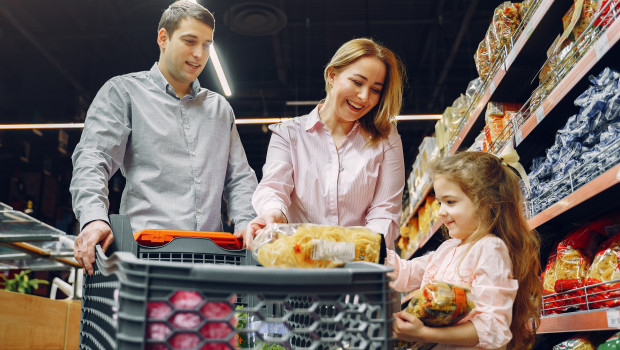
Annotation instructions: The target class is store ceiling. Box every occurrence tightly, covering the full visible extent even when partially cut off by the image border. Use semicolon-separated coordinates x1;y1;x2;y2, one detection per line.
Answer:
0;0;505;178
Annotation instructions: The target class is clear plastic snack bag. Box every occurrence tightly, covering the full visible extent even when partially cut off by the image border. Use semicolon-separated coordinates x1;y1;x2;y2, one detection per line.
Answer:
251;223;383;268
394;281;476;349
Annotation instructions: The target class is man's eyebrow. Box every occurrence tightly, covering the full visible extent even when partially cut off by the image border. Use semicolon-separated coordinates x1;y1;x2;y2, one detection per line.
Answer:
353;73;383;86
179;34;213;43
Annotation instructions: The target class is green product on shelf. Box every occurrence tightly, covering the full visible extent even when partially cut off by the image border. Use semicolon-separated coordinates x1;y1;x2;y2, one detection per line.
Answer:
599;332;620;350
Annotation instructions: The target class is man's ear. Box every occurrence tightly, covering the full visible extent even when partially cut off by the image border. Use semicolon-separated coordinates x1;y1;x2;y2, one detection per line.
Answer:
157;28;168;51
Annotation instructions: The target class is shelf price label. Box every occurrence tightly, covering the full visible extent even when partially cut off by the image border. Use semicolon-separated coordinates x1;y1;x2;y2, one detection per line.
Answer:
594;32;610;61
535;106;545;125
514;128;523;146
607;309;620;328
489;80;496;95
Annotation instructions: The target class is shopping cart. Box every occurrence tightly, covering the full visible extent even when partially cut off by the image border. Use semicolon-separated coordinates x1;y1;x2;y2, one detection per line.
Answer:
79;215;397;349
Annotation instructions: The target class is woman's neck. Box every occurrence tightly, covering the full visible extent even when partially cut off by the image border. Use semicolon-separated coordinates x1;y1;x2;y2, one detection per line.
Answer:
318;103;356;139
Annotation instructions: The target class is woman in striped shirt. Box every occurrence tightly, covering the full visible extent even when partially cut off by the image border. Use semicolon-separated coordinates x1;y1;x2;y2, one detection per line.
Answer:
241;37;406;250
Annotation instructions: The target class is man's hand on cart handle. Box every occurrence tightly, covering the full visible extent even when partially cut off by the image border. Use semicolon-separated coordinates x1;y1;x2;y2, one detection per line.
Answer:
74;220;114;275
238;209;287;249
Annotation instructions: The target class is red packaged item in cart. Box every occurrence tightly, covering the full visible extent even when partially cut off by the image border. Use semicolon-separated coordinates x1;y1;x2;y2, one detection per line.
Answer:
145;291;238;350
554;226;605;311
133;229;243;250
586;231;620;309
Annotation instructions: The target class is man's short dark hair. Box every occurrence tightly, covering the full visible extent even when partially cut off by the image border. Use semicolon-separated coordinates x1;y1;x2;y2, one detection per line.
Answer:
158;1;215;37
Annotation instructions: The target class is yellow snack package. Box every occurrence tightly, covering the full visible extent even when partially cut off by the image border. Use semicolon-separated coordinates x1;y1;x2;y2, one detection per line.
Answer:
252;223;383;268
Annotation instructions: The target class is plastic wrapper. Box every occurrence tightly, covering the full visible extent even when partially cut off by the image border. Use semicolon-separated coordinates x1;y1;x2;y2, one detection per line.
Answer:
492;2;522;48
484;102;522;145
599;332;620;350
251;224;382;268
573;0;600;40
474;35;492;80
586;232;620;309
542;244;563;315
552;335;596;350
395;281;476;350
465;78;482;102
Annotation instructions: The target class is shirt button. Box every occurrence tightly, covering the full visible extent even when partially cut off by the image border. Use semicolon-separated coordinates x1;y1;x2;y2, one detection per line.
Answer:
195;179;201;184
191;151;196;156
197;209;203;214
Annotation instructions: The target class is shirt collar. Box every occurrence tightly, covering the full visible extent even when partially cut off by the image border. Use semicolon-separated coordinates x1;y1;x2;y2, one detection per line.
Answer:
305;105;323;131
305;104;361;136
149;63;201;98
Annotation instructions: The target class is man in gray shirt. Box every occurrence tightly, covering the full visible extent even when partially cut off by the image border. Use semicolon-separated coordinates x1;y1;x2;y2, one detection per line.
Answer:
71;0;257;274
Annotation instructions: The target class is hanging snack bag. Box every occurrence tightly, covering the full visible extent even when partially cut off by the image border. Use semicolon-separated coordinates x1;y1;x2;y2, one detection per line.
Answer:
585;232;620;309
251;224;383;268
474;34;492;80
492;2;522;48
395;281;476;350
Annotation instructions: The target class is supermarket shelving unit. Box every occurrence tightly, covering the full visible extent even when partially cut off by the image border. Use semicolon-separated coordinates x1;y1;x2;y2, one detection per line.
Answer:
400;0;620;335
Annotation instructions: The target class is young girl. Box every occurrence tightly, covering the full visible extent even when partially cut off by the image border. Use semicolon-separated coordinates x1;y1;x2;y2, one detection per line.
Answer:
387;151;541;349
243;38;406;249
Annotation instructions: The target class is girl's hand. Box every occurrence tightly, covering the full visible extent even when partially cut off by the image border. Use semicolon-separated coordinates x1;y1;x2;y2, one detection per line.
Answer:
392;310;426;342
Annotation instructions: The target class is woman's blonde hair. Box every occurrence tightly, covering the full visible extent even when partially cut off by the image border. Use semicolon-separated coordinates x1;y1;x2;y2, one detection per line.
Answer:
323;38;405;146
431;151;541;349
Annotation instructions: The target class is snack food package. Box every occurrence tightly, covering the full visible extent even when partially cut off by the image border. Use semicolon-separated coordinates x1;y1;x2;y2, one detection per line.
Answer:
573;0;600;40
552;335;596;350
474;33;492;80
251;224;383;268
492;2;522;48
542;244;564;315
554;225;605;311
599;332;620;350
485;102;523;144
395;281;476;350
585;232;620;309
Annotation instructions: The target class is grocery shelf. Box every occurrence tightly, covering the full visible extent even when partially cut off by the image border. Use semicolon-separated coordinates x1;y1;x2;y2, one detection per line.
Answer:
528;163;620;229
516;16;620;147
448;0;561;154
404;219;443;260
539;278;620;333
400;182;432;228
538;308;620;333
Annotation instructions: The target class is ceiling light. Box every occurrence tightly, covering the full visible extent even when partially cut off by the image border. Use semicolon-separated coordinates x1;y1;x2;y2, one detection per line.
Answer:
394;114;441;121
210;45;232;96
285;101;320;106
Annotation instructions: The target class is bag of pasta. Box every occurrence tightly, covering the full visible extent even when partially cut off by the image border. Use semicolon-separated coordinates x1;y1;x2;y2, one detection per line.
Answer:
554;226;604;311
405;281;475;326
251;223;385;268
585;231;620;309
541;244;564;315
394;281;476;350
